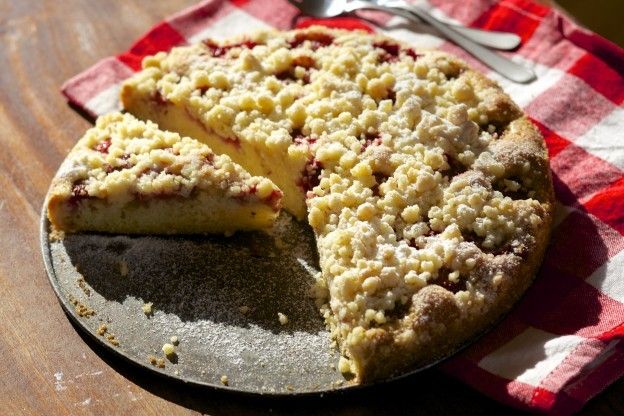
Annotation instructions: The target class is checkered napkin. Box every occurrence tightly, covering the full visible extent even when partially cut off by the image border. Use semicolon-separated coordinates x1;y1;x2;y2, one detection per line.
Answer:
62;0;624;413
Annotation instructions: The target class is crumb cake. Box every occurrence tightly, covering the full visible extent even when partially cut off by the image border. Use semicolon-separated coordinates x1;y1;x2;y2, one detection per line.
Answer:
118;26;555;382
46;112;282;234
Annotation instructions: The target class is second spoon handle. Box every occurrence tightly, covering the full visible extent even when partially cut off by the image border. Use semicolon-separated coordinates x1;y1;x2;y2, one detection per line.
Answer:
384;1;536;83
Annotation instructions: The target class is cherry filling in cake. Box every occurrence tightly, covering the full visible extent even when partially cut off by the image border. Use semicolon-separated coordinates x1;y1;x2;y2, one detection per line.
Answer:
119;27;554;382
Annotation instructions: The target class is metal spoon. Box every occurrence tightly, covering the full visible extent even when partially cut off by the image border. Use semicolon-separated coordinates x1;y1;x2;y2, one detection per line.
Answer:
369;0;520;50
288;0;536;83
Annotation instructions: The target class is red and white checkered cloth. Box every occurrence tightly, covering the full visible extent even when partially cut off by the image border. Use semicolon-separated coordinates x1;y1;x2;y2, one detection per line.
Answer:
62;0;624;413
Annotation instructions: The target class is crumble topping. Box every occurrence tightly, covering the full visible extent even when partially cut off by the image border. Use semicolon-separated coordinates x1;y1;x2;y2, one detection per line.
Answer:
142;302;154;315
122;27;552;379
55;113;281;210
162;343;176;357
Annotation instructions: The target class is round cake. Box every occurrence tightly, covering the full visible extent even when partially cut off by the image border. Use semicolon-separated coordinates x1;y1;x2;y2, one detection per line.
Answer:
70;26;553;382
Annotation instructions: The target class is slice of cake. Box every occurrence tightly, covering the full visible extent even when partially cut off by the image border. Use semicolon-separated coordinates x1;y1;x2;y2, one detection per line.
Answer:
46;112;282;234
120;27;554;382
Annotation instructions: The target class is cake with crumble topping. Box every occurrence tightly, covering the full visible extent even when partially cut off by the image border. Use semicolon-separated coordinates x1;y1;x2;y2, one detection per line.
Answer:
46;112;282;234
115;26;554;382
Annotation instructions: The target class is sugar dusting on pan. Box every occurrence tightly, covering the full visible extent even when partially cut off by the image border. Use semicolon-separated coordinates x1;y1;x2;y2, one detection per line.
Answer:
45;213;345;393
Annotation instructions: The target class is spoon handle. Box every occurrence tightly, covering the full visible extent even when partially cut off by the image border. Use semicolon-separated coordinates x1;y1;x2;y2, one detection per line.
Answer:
445;24;521;51
348;1;536;83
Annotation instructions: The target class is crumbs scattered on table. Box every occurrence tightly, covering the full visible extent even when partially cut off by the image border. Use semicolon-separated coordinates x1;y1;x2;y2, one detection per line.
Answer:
278;312;289;325
96;324;107;336
239;305;250;315
170;336;179;345
69;295;95;318
220;375;229;386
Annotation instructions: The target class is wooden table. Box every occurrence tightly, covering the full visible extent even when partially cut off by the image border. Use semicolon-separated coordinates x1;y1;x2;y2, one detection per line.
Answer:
1;1;622;414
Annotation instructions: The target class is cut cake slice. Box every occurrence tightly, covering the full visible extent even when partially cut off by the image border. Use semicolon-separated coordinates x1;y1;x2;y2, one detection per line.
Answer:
46;112;282;235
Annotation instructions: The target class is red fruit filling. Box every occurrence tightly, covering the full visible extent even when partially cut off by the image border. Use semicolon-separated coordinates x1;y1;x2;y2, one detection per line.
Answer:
361;132;382;151
152;90;168;105
292;128;317;146
203;39;258;57
374;41;400;63
288;32;334;50
374;41;399;58
275;69;298;82
298;158;323;192
292;55;316;68
221;136;241;149
404;48;421;60
95;138;112;154
266;189;283;211
69;182;89;206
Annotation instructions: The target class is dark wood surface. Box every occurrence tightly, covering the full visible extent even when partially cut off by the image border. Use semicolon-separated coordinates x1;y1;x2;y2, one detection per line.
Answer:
1;0;622;414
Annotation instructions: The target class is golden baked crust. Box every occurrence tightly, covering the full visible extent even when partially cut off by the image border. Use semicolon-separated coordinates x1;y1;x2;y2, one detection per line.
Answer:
47;112;282;234
120;27;554;382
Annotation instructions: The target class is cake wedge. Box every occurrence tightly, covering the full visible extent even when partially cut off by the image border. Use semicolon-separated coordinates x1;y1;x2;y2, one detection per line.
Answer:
46;112;282;235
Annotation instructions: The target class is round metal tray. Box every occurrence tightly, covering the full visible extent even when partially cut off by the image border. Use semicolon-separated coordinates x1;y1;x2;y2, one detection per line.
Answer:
41;209;461;395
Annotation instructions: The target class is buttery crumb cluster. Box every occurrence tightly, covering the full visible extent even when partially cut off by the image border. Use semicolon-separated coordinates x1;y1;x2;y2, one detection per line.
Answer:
123;27;549;373
56;113;280;209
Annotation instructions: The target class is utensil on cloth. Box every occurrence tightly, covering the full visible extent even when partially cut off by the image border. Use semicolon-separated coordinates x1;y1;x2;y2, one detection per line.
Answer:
368;0;520;50
287;0;536;82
